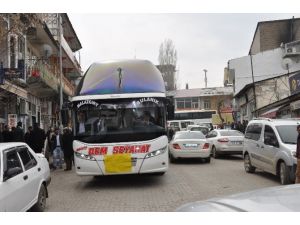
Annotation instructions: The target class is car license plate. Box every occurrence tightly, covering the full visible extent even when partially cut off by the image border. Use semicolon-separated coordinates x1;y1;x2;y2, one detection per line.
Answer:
232;141;242;145
184;143;198;148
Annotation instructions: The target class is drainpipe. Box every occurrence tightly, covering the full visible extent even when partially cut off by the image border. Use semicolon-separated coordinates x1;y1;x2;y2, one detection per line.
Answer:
250;54;257;118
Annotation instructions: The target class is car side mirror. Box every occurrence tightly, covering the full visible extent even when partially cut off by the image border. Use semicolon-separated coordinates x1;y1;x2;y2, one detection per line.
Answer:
3;167;22;181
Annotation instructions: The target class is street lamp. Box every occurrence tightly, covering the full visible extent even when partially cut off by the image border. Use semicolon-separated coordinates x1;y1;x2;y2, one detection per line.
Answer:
203;69;207;88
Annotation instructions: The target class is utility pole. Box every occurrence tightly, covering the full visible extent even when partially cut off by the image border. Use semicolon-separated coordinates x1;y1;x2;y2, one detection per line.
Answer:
203;69;207;88
59;13;63;127
250;54;257;118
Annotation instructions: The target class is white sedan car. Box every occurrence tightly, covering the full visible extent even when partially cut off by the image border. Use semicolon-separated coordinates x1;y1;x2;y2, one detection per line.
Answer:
206;129;244;158
0;143;51;212
169;131;211;163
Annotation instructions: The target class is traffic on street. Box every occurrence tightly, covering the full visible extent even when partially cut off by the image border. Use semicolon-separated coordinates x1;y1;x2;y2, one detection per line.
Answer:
1;12;300;212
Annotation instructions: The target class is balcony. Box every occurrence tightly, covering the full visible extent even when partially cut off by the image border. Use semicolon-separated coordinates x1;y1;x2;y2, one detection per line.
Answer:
26;62;75;97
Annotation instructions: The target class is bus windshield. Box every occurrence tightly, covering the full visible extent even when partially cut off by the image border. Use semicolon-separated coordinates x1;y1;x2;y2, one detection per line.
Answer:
74;98;166;143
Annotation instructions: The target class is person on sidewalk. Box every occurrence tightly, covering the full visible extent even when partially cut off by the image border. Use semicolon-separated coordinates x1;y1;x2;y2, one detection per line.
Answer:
51;128;64;170
62;127;74;171
295;125;300;183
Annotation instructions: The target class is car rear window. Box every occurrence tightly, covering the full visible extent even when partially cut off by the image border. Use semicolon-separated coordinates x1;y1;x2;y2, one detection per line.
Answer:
175;132;205;140
219;130;244;136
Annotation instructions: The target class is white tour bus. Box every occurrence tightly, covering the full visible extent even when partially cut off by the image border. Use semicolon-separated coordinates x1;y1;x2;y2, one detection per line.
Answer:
67;59;173;176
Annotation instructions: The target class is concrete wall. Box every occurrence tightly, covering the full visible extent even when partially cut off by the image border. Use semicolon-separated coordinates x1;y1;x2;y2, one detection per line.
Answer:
250;27;261;55
229;47;300;95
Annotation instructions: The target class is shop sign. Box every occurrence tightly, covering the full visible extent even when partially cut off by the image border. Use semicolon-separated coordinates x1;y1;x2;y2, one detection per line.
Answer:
289;72;300;95
8;114;17;128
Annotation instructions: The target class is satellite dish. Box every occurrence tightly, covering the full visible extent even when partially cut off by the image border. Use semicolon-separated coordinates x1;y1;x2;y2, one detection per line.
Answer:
40;44;53;59
281;58;294;70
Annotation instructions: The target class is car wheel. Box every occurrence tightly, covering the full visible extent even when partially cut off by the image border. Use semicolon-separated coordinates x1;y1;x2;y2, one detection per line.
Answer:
212;146;218;159
32;184;47;212
279;162;291;185
169;153;176;163
244;154;256;173
204;157;211;163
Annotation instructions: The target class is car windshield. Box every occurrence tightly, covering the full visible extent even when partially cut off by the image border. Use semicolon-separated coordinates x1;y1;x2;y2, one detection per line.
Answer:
276;125;298;144
174;132;205;140
190;127;209;135
74;98;166;143
219;130;244;136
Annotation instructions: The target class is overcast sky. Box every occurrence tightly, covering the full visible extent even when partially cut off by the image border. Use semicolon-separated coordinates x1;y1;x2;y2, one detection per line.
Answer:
69;13;299;89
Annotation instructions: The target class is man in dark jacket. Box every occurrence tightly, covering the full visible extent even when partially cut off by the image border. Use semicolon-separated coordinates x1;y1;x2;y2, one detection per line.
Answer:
32;123;46;153
51;128;64;170
25;126;34;149
12;121;25;142
62;127;74;171
295;125;300;183
0;129;3;142
2;125;13;142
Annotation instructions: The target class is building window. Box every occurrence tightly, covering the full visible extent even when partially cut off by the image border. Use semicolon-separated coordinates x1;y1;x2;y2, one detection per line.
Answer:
176;100;184;109
204;100;211;110
10;36;16;68
192;97;199;109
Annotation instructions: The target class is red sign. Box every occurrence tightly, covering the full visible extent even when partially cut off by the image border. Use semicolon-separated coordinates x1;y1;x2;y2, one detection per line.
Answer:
113;144;151;154
88;147;108;155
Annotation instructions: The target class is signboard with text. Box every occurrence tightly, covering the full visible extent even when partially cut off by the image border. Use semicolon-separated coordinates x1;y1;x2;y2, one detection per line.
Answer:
289;72;300;95
8;114;17;128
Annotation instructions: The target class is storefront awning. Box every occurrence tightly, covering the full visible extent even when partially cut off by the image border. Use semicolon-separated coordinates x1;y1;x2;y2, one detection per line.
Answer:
260;106;281;118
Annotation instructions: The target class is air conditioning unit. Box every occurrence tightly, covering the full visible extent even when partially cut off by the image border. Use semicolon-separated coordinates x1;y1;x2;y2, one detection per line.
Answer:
284;40;300;57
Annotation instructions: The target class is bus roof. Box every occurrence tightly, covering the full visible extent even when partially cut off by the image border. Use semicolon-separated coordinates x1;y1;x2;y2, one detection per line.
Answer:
75;59;166;96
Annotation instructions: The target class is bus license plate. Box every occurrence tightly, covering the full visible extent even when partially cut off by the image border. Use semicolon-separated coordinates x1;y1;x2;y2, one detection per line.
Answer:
104;154;132;173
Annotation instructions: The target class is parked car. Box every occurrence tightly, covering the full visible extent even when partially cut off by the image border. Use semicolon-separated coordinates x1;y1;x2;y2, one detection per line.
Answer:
206;129;244;158
176;184;300;212
243;118;298;185
187;125;209;135
198;122;213;131
0;143;51;212
169;131;211;163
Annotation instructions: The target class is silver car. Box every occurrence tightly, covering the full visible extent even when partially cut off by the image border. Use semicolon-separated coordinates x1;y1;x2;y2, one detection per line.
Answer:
243;118;298;185
176;184;300;212
206;129;244;158
169;131;211;163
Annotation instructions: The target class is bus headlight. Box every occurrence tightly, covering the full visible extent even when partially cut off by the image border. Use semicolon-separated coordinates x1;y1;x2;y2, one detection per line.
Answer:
75;152;96;161
145;146;168;159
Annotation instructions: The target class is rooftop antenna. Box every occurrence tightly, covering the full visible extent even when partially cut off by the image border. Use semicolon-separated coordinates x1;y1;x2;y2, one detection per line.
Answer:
203;69;208;88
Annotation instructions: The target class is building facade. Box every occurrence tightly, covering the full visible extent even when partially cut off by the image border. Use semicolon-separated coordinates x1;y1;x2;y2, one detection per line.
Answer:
0;13;82;132
229;17;300;121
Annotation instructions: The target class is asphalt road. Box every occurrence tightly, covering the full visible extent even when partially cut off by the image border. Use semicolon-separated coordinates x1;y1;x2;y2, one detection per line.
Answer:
45;155;280;211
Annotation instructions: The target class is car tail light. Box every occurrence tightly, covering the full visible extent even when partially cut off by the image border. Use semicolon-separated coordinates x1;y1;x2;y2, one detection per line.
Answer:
218;138;229;143
173;143;181;150
202;143;210;149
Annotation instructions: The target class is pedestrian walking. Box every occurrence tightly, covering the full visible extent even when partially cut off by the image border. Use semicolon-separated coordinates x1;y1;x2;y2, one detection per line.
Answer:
12;121;25;142
0;128;3;142
32;123;46;153
295;125;300;183
51;128;64;170
2;125;13;142
62;127;74;171
24;126;34;150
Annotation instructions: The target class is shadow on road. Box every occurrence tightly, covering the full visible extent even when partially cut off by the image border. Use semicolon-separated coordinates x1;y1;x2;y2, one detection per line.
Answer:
82;173;165;189
253;171;280;184
214;155;243;160
171;158;210;164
